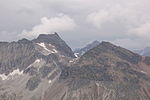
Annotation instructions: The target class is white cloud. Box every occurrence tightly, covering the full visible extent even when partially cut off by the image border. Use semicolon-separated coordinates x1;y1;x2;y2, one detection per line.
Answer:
129;22;150;38
85;0;150;50
112;38;141;49
86;10;113;28
19;14;76;38
86;0;150;30
1;0;150;49
112;37;150;50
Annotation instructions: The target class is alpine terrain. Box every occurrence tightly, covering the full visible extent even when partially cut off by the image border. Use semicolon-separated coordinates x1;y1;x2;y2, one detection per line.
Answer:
0;33;150;100
135;47;150;57
74;40;100;57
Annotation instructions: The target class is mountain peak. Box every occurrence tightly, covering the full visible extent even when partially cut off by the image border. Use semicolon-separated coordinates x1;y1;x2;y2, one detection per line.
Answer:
33;33;75;57
38;32;59;37
18;38;32;44
87;40;100;47
74;40;100;57
80;41;141;65
100;41;115;47
36;33;60;43
33;33;62;44
92;40;99;44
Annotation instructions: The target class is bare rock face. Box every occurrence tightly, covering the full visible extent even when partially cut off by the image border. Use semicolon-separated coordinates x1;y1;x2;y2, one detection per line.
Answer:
43;41;150;100
33;32;75;58
0;39;37;74
79;41;142;64
0;33;74;100
0;36;150;100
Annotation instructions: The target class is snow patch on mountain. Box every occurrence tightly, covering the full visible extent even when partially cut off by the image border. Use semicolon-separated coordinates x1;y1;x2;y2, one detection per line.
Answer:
49;44;55;48
35;59;40;63
52;48;58;53
48;80;52;84
26;59;41;69
0;69;23;80
37;43;54;53
141;71;147;74
74;53;79;58
0;74;7;80
37;42;58;54
9;69;23;76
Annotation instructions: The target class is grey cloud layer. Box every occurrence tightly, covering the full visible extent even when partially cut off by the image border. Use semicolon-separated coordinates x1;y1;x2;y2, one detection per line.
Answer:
0;0;150;49
19;14;76;39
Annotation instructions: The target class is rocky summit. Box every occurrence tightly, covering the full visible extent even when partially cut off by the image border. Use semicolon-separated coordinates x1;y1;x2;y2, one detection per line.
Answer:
0;33;74;100
0;34;150;100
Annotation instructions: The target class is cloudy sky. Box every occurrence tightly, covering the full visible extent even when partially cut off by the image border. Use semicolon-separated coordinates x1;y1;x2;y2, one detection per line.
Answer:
0;0;150;50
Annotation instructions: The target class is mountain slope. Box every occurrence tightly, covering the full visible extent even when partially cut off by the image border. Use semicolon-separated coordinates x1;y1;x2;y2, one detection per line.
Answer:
1;37;150;100
0;33;74;100
74;40;100;57
44;41;150;100
135;47;150;57
33;32;75;57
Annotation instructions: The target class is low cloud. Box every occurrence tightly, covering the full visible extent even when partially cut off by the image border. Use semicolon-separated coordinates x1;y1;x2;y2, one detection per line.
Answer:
86;10;113;28
85;1;150;50
86;2;147;29
19;14;76;39
112;37;150;50
0;31;18;41
129;22;150;38
1;0;150;49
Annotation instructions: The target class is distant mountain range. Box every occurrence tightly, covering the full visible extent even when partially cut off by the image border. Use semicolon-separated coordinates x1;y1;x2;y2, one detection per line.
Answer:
74;40;100;57
0;33;150;100
134;47;150;57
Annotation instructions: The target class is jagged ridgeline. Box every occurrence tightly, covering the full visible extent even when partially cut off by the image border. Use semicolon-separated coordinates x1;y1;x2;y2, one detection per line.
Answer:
0;34;150;100
0;33;74;100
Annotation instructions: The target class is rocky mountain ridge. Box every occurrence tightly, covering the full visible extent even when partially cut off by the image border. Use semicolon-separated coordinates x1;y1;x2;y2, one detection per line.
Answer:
74;40;100;57
0;34;150;100
0;33;74;100
48;41;150;100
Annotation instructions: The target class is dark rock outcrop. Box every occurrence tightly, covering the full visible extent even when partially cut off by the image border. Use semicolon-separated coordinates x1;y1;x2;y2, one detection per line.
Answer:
0;33;74;100
33;33;75;57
